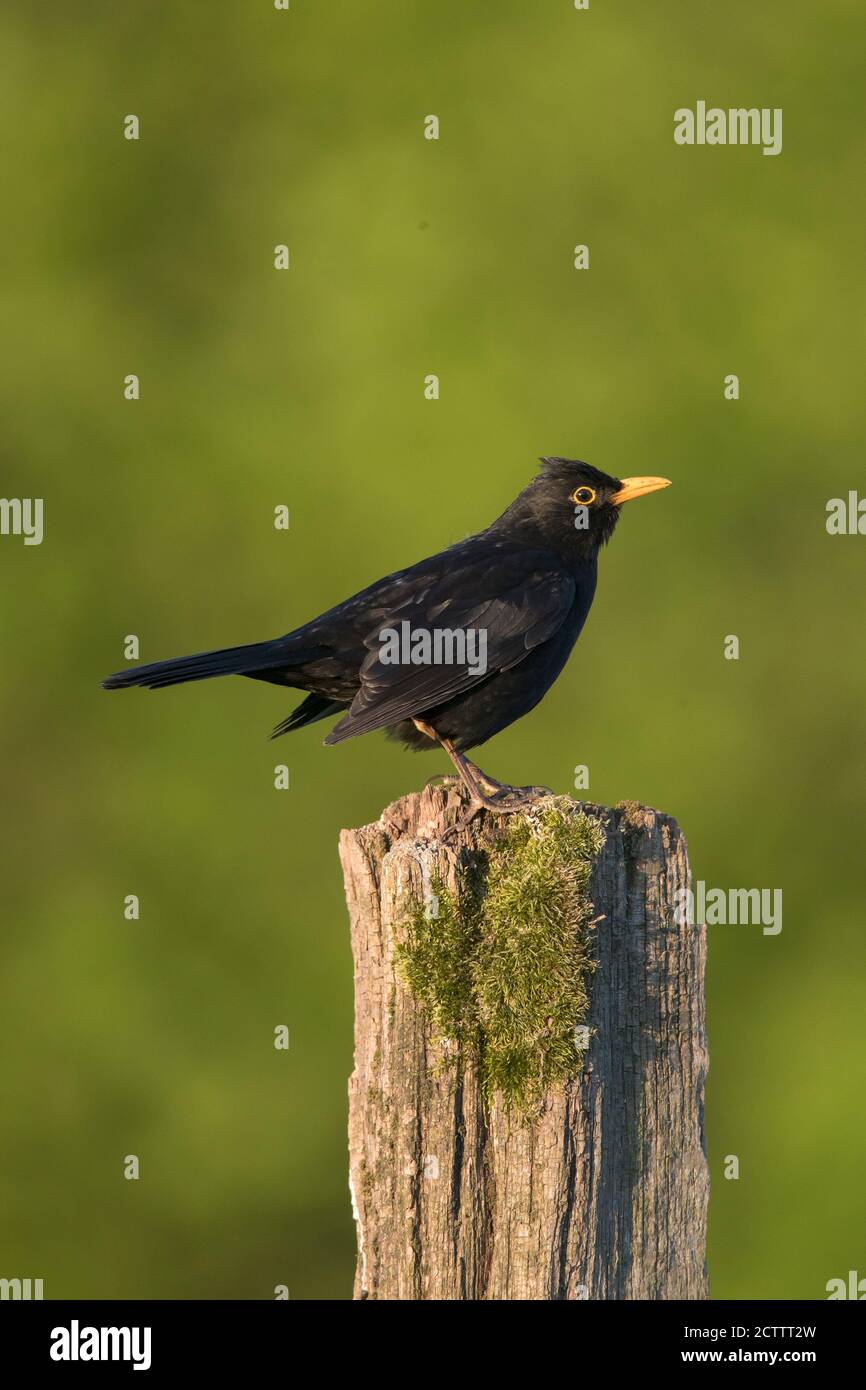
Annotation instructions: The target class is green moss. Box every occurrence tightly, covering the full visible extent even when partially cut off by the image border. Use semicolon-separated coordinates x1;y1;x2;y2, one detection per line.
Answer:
395;800;605;1113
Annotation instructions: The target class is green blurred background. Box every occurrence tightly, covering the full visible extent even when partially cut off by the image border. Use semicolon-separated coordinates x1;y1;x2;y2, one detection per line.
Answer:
1;1;864;1300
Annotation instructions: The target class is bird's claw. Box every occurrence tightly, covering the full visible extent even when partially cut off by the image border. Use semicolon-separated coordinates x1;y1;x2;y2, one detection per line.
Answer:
479;784;555;812
437;784;557;842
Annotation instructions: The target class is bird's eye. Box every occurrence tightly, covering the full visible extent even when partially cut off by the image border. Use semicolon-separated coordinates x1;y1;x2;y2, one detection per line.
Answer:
572;486;596;506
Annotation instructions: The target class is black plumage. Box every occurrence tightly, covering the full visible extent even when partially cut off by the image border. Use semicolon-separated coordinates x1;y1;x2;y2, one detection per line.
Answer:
103;458;670;809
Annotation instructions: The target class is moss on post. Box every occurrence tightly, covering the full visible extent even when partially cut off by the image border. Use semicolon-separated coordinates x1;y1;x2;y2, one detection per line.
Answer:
395;799;604;1111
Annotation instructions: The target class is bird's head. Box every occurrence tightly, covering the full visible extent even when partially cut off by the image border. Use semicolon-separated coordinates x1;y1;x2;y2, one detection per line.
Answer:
491;457;671;556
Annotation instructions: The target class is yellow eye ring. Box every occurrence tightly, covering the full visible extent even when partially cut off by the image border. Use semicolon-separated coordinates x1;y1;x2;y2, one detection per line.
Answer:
571;486;596;506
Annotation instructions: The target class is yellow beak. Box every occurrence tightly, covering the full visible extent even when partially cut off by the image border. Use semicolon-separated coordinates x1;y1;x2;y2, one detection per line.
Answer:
610;476;672;505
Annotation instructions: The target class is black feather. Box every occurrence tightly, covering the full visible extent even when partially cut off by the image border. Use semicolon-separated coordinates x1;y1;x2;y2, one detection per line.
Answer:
101;640;286;691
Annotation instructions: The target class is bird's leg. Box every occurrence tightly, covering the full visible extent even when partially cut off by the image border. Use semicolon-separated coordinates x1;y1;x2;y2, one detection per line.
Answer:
468;761;555;805
413;719;552;813
413;719;499;808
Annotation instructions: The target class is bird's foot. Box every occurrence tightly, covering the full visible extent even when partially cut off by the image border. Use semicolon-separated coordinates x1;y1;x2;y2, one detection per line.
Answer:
422;735;555;827
469;783;556;814
439;783;556;840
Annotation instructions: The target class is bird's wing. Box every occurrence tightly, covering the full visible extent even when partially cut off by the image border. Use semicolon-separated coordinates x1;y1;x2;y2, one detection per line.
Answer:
324;556;575;743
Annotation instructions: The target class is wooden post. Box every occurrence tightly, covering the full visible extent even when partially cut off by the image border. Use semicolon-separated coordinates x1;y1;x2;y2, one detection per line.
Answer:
340;784;709;1301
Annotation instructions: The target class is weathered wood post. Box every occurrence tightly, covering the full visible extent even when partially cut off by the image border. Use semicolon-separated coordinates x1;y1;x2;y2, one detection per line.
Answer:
340;784;709;1300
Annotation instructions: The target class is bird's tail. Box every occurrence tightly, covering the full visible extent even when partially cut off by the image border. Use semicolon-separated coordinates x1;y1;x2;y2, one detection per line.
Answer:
102;639;285;691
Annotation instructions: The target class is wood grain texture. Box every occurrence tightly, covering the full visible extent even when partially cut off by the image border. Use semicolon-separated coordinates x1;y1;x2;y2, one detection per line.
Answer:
340;784;709;1301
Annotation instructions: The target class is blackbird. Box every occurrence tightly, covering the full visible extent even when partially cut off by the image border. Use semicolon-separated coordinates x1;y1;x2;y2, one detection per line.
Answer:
103;458;670;810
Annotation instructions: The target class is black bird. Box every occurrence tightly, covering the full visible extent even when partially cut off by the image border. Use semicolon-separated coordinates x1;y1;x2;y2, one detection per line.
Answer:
103;459;670;810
